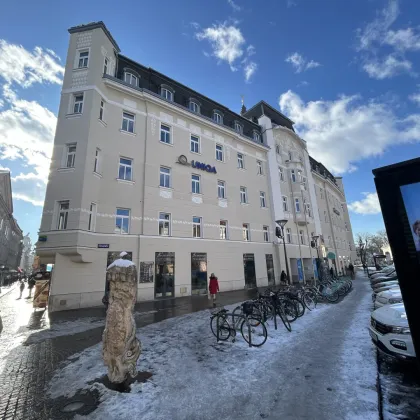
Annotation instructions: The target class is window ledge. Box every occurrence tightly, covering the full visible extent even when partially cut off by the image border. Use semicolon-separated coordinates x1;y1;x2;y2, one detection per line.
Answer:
238;168;246;171
216;159;225;164
190;151;202;156
260;207;268;209
218;197;227;201
191;193;203;196
240;202;249;206
159;140;173;147
159;186;173;191
119;129;137;136
66;113;82;119
117;178;135;185
72;67;89;72
98;119;107;127
57;167;75;173
93;171;103;179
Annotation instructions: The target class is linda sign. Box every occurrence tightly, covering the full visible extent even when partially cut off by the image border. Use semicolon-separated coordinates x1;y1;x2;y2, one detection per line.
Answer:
177;155;217;174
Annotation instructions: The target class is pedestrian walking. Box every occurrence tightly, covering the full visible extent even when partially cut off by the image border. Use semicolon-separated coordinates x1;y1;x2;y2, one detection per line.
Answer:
348;262;355;280
27;276;36;299
208;273;219;307
280;270;288;284
329;266;334;279
18;279;25;299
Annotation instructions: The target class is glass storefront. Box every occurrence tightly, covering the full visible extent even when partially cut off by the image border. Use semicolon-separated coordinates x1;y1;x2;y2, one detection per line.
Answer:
105;251;133;291
155;252;175;298
243;253;257;289
265;254;275;286
191;252;207;295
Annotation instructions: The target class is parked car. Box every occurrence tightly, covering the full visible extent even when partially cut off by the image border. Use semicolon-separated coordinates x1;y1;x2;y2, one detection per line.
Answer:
374;288;403;309
370;273;398;286
369;303;415;361
370;267;395;279
372;280;399;292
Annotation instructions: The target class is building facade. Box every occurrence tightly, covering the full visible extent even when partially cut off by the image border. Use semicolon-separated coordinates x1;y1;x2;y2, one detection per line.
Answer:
20;234;33;273
37;22;356;311
0;171;23;272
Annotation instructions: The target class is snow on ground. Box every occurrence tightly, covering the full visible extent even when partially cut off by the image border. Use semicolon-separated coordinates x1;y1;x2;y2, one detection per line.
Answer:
47;301;334;419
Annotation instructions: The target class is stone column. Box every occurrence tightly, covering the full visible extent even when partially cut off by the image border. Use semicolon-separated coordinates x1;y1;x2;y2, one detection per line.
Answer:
102;257;141;384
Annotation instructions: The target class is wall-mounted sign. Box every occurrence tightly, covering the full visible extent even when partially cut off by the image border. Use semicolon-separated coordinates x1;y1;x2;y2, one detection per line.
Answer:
98;244;110;248
176;155;217;174
140;261;154;283
327;252;336;259
38;235;47;242
333;208;340;216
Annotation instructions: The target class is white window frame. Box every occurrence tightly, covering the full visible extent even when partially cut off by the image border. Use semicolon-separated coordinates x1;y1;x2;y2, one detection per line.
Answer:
77;50;89;68
213;112;223;124
260;191;266;208
4;225;9;239
242;223;250;241
118;157;133;181
65;144;76;168
279;167;284;181
215;144;224;161
282;196;288;212
299;230;305;245
88;202;97;232
302;176;307;190
257;160;263;175
103;57;108;75
159;212;171;236
94;148;101;173
57;201;69;230
161;88;173;101
192;174;201;194
286;228;292;244
190;135;200;154
291;169;296;183
345;222;349;231
253;131;261;143
73;93;84;114
234;121;243;134
320;188;324;199
263;226;269;242
124;72;138;87
240;186;247;204
122;111;135;133
218;180;226;199
160;166;171;188
115;208;130;234
288;151;293;161
189;100;200;114
220;220;228;239
306;203;312;217
192;216;202;238
237;153;244;169
99;99;105;121
295;198;300;213
160;124;172;144
0;219;3;232
324;211;327;222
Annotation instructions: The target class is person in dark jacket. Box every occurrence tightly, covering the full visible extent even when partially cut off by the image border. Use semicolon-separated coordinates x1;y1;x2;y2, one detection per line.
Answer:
348;263;355;279
209;273;219;307
280;270;287;284
329;267;334;279
26;276;36;298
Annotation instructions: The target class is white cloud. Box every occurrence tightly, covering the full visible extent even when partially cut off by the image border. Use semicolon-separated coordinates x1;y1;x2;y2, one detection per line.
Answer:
384;28;420;51
348;193;381;215
246;45;256;57
285;52;321;73
227;0;241;12
362;54;413;79
278;90;420;174
244;62;257;82
297;80;309;87
287;0;297;7
409;92;420;105
0;40;64;87
190;22;200;30
12;172;46;207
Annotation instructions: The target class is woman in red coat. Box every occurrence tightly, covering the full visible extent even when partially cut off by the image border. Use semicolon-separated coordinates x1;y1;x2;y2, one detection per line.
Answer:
209;273;219;306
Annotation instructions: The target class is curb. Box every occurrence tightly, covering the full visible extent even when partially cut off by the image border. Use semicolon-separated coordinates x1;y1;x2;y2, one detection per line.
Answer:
0;284;18;300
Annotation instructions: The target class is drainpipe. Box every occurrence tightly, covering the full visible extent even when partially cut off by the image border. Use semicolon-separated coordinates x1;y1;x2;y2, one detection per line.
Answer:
301;187;314;283
324;180;339;275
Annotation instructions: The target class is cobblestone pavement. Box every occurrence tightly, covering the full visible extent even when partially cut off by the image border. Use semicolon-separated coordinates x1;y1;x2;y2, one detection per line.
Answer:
0;286;260;419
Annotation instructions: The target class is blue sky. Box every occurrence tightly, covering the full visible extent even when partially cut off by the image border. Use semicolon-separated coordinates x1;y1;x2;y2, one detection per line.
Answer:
1;0;420;245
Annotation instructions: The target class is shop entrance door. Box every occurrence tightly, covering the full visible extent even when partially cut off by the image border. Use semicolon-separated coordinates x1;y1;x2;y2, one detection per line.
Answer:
191;252;208;295
243;253;257;289
155;252;175;298
265;254;275;286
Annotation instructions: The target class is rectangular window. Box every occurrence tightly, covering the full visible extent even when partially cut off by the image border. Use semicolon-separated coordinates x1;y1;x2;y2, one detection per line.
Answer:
220;220;228;239
234;122;243;133
99;100;104;120
242;223;250;241
291;169;296;183
57;201;69;230
213;112;223;124
253;132;261;143
73;94;83;114
189;101;200;113
299;230;305;245
328;236;331;246
118;158;133;181
103;57;108;74
159;212;171;236
160;124;171;144
122;112;135;133
341;204;345;213
192;216;202;238
78;50;89;68
115;208;130;234
192;174;200;194
260;191;266;208
345;222;349;231
190;135;200;153
257;160;263;175
288;151;293;161
160;166;171;188
295;198;300;213
286;228;292;244
88;202;97;232
263;226;269;242
4;225;8;238
279;167;284;181
237;153;244;169
306;204;312;217
218;180;225;199
240;186;247;204
216;144;223;161
161;88;173;101
94;148;100;173
66;144;76;168
0;219;3;231
302;177;307;190
282;196;288;212
324;210;327;222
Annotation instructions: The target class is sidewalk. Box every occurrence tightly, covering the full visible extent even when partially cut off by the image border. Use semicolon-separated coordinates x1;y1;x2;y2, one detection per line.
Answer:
0;282;18;299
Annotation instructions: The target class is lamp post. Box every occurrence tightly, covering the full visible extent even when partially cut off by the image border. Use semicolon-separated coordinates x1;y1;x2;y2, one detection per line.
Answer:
276;219;291;283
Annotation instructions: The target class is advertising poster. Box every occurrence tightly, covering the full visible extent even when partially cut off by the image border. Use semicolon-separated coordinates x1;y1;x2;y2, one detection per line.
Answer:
400;182;420;254
297;259;304;282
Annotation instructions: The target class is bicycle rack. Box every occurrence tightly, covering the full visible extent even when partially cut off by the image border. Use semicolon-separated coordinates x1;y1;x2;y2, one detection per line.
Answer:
215;311;253;348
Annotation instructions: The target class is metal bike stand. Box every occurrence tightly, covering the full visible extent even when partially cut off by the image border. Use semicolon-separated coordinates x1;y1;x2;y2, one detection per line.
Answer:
215;311;252;348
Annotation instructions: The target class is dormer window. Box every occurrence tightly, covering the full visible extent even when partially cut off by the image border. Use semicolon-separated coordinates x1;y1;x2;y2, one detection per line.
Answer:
213;110;223;125
189;99;200;114
253;130;262;143
124;72;138;87
234;121;243;134
160;85;174;101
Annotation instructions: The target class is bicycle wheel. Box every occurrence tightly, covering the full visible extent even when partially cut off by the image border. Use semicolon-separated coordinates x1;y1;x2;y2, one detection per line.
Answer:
210;315;231;340
291;298;305;317
278;299;298;323
302;292;316;310
276;306;292;332
241;318;268;347
325;290;339;303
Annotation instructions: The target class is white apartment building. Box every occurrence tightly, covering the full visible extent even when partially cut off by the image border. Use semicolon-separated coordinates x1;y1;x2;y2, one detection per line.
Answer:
37;22;356;311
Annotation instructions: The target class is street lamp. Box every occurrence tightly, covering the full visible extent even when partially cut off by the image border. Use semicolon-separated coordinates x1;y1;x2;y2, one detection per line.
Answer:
276;219;291;283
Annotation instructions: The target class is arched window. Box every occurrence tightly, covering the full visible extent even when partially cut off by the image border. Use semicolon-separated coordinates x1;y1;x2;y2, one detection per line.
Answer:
253;130;261;143
234;121;243;134
160;84;174;101
213;110;223;124
189;98;201;114
124;71;138;87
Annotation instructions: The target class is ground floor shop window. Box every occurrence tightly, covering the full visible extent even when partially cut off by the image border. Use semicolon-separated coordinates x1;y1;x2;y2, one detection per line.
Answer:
191;252;207;295
265;254;275;286
155;252;175;298
243;253;256;289
105;251;133;292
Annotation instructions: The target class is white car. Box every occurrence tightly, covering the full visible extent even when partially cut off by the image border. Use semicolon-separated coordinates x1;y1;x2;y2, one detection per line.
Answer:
374;288;403;309
369;303;416;361
370;266;395;279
